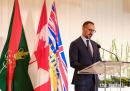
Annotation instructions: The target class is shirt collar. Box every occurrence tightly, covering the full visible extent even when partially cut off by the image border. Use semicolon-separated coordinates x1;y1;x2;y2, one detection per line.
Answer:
81;36;90;43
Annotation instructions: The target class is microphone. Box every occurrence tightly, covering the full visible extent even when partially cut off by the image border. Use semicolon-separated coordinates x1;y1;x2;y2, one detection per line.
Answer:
97;44;119;61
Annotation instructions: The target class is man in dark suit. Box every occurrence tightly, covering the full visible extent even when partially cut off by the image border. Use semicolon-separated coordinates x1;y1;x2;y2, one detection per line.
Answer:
69;21;102;91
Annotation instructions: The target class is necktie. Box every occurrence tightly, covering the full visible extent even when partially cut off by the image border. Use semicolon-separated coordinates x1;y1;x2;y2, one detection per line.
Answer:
86;40;92;57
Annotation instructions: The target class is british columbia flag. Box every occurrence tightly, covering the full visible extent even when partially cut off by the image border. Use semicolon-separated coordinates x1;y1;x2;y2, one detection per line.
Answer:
48;2;68;91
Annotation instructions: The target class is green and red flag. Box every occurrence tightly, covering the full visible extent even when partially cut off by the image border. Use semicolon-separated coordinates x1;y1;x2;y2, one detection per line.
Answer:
0;0;33;91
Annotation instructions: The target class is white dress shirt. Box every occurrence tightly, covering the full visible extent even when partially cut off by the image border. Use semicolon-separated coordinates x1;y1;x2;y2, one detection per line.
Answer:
81;36;93;56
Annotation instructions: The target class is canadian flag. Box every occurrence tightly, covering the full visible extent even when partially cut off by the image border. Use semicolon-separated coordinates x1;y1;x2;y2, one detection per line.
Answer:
28;0;51;91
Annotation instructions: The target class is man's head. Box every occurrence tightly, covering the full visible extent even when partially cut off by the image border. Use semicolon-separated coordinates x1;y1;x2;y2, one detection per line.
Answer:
82;21;96;39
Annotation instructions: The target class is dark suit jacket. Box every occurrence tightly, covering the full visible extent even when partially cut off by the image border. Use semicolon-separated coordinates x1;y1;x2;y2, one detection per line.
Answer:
69;36;102;86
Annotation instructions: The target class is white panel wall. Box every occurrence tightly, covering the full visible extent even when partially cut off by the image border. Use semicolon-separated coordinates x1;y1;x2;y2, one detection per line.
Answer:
0;0;130;91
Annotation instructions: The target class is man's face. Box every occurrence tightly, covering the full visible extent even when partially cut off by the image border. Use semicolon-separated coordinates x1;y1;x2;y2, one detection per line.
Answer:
82;23;95;39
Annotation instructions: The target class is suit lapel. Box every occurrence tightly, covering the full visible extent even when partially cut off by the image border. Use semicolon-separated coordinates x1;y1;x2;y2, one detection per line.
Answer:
91;40;97;62
79;37;93;58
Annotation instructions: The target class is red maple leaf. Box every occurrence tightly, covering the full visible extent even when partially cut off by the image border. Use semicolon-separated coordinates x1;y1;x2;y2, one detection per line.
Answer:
34;39;49;70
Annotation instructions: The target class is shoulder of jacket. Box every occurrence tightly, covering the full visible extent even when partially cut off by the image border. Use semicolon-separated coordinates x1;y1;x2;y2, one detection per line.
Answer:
90;40;97;44
72;37;81;43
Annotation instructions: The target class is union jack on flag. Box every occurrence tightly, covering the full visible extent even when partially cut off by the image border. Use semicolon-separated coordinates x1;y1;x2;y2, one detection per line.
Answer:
48;2;68;91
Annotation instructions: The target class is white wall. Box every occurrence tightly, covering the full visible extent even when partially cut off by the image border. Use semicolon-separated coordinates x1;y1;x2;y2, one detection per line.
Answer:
0;0;130;91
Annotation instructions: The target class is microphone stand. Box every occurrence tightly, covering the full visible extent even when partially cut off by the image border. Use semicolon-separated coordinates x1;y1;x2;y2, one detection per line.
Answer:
100;47;119;62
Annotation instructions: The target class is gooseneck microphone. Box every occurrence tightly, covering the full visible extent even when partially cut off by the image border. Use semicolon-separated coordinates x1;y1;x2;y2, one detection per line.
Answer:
97;44;119;61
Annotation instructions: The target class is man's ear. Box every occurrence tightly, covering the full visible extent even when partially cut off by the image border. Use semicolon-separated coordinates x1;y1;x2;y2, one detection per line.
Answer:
82;27;84;30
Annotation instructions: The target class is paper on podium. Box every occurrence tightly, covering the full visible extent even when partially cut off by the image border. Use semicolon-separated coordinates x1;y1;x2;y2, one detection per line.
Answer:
77;61;124;74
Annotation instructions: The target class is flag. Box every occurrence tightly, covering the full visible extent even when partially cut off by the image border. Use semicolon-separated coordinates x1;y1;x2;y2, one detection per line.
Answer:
28;0;51;91
0;0;33;91
48;2;68;91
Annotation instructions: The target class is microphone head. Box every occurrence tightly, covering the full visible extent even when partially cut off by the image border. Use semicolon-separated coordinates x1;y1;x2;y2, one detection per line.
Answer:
97;44;101;48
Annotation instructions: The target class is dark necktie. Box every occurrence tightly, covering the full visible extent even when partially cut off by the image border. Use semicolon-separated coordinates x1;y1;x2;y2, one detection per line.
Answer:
86;40;92;57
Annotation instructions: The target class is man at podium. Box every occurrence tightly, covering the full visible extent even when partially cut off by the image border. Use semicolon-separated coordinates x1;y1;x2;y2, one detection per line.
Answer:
69;21;102;91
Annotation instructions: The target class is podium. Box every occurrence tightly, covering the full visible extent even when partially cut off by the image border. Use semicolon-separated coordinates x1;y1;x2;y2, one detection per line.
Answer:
78;61;130;91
